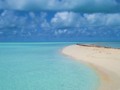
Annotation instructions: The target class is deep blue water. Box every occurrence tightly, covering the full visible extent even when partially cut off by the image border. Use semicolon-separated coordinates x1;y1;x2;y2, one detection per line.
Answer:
0;42;119;90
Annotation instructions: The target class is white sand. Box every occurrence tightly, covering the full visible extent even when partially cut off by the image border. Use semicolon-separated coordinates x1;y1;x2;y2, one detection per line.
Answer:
62;45;120;90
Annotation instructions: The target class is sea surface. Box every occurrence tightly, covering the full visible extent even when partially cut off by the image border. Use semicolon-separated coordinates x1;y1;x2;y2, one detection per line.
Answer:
0;42;119;90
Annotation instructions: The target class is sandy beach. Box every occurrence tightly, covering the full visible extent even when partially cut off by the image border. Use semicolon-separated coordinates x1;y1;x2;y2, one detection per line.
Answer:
62;44;120;90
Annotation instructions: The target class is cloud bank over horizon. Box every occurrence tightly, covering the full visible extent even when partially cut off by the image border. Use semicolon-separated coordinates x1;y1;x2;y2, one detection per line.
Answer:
0;0;120;41
0;10;120;41
0;0;120;13
0;11;120;31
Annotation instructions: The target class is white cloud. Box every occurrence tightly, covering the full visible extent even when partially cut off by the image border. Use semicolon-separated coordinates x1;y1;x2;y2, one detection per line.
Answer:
0;10;48;32
0;0;120;13
49;12;120;36
51;12;79;28
51;12;120;28
54;29;68;35
84;13;120;26
0;10;120;38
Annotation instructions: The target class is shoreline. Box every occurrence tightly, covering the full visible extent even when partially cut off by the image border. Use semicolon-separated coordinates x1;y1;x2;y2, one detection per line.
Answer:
76;44;120;49
62;44;120;90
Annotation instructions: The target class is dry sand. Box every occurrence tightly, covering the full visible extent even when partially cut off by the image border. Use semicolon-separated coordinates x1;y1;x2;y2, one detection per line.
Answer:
62;44;120;90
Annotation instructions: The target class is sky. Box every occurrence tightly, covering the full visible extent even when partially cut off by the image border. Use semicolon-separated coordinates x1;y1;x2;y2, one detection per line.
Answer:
0;0;120;42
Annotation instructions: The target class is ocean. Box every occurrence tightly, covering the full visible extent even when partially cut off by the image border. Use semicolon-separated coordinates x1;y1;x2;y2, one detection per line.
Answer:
0;42;119;90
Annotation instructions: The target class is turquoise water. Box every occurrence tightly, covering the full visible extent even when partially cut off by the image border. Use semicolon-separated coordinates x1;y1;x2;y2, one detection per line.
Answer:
0;42;114;90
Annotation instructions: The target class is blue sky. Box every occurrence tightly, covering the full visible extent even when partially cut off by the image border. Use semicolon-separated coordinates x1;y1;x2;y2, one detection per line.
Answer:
0;0;120;42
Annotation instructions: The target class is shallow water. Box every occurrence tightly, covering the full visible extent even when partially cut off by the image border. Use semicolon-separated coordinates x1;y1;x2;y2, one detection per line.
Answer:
0;42;107;90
